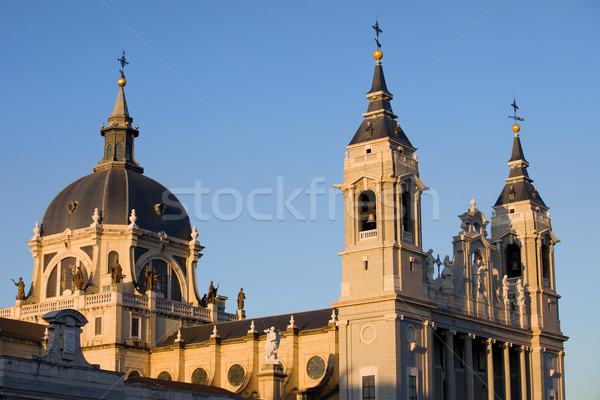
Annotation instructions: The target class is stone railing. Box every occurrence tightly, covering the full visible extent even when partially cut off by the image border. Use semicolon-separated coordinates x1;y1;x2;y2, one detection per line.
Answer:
507;277;521;285
218;311;239;322
393;152;417;168
0;290;237;324
122;292;148;308
359;229;378;241
352;152;379;165
85;292;113;307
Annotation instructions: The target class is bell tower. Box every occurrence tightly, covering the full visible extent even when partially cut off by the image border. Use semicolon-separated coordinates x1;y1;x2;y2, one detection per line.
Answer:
336;45;427;303
333;24;430;399
490;105;562;334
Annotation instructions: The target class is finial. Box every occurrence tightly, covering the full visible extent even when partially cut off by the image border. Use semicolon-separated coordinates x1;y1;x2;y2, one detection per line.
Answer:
248;320;257;334
33;221;40;237
91;208;101;227
372;18;383;60
508;96;524;133
117;50;129;87
191;226;198;240
128;209;137;227
329;309;337;323
42;327;49;341
288;315;297;329
470;199;476;210
211;325;220;338
175;329;183;343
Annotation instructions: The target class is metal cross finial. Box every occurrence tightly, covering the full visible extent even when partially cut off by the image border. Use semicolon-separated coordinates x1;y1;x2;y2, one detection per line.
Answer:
508;96;524;122
372;18;383;49
117;50;129;78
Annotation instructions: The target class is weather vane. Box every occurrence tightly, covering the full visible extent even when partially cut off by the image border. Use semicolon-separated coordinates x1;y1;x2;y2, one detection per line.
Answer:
508;96;524;122
117;50;129;78
372;18;382;49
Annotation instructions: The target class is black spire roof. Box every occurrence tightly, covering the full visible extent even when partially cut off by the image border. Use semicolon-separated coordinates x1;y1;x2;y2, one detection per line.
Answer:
349;59;413;148
495;133;546;208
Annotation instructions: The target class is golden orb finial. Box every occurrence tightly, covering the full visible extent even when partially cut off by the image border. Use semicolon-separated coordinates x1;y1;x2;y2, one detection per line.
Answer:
118;77;127;87
374;50;383;60
512;123;520;133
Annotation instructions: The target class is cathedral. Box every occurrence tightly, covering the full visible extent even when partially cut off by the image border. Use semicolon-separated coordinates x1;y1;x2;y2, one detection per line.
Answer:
0;39;566;400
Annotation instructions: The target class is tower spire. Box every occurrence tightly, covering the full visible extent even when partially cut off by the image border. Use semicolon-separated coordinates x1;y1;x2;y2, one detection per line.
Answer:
348;21;413;148
94;51;142;173
494;99;545;207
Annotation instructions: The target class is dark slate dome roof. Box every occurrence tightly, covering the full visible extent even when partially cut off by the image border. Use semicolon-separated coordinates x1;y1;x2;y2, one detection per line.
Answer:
41;168;192;240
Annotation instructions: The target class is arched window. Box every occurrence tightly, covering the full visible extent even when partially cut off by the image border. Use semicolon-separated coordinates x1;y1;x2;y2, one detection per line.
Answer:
191;368;208;385
126;370;141;379
46;256;85;298
358;190;376;232
402;191;411;233
115;144;122;161
157;371;172;381
506;244;521;278
46;266;57;298
108;251;119;275
106;144;113;160
137;259;183;301
125;144;132;161
541;241;550;285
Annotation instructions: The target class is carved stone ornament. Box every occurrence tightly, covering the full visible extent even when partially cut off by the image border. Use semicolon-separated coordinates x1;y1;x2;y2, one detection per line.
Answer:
154;203;166;216
66;201;79;214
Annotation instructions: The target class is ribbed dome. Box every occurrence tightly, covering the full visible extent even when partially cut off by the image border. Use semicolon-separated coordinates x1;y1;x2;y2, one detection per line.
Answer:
41;168;192;240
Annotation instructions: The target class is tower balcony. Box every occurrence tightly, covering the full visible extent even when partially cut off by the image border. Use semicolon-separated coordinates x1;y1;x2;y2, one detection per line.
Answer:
359;229;378;240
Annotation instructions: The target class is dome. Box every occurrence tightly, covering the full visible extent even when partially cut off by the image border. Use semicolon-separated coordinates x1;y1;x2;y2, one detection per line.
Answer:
41;168;192;240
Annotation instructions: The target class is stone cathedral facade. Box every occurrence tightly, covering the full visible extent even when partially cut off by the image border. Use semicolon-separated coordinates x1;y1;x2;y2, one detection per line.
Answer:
0;46;566;400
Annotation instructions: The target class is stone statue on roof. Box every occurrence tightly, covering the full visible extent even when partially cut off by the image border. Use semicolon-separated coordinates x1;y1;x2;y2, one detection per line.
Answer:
263;326;281;365
424;249;435;284
12;277;26;300
207;281;219;304
145;265;158;292
72;266;85;291
111;255;123;284
237;288;245;310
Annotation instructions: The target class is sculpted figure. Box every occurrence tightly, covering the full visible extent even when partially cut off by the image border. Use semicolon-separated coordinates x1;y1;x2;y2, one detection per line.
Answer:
516;279;526;309
237;288;246;310
476;263;487;295
424;249;435;284
111;255;123;284
145;265;158;292
72;266;85;290
207;281;219;304
200;294;208;308
263;326;281;365
502;275;510;305
441;256;454;290
12;277;25;300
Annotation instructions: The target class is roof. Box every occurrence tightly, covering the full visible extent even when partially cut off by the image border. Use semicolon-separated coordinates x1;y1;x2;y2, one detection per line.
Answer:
126;377;247;398
495;133;546;208
159;308;334;347
349;60;414;148
0;317;46;343
41;168;192;240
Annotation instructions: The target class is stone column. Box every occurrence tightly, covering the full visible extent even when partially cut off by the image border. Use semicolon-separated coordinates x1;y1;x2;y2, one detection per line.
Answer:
443;330;457;400
422;321;435;398
485;338;495;400
501;342;511;400
558;351;566;400
461;333;475;400
517;346;527;400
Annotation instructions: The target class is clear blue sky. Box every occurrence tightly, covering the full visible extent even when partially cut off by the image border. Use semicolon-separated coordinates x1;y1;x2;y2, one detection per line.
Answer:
0;1;598;398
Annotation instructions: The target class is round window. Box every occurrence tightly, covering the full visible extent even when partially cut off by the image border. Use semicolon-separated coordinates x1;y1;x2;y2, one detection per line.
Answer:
192;367;208;385
306;356;326;380
227;364;245;387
